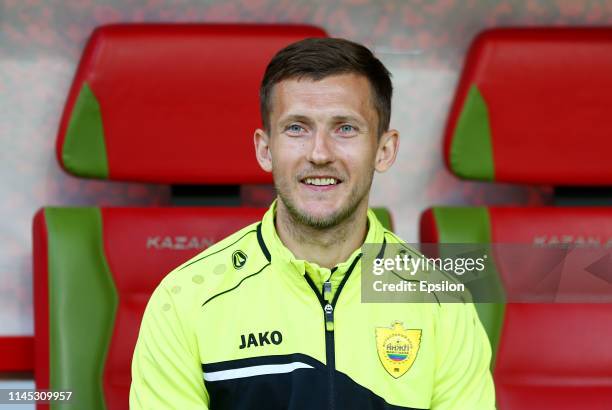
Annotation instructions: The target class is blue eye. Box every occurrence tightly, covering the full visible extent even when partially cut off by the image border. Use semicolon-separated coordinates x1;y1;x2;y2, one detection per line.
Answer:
286;124;306;135
338;124;357;135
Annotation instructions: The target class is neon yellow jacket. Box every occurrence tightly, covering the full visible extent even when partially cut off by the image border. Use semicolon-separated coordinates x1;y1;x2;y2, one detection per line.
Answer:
131;204;496;409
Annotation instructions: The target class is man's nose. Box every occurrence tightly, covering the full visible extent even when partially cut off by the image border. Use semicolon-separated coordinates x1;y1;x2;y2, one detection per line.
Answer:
306;129;334;165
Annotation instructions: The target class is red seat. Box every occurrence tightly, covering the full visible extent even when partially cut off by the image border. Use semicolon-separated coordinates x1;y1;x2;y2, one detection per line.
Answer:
34;207;266;409
444;28;612;185
57;24;326;183
0;337;34;372
31;24;330;410
426;27;612;409
421;207;612;410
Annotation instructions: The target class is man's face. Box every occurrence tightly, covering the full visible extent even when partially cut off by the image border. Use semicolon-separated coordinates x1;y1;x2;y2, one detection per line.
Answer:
255;73;397;229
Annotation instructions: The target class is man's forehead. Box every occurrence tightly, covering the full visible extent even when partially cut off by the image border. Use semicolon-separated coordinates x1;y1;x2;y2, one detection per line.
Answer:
270;73;377;123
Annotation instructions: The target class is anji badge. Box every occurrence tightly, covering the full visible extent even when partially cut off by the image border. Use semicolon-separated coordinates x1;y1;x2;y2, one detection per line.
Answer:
376;321;422;378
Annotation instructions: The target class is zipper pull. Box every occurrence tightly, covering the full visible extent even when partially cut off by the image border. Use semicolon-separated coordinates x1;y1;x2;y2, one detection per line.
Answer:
324;303;334;331
323;281;332;303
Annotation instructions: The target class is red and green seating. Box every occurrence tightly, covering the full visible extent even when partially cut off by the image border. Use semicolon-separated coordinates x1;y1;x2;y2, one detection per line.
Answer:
32;24;330;410
33;207;267;409
56;24;326;184
444;28;612;185
29;23;397;410
426;28;612;409
428;28;612;410
421;207;612;409
32;206;392;410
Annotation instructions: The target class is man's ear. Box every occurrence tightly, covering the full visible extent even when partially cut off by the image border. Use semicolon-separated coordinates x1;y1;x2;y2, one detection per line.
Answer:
254;128;273;172
375;129;400;173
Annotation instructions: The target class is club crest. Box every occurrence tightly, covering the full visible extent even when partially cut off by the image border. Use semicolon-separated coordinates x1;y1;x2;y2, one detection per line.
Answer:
375;321;421;378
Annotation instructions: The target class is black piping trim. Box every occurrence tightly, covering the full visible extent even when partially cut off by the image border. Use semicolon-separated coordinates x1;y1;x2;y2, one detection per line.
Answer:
385;265;442;307
376;237;387;260
202;354;428;409
256;223;271;262
383;231;411;251
201;263;271;307
382;232;450;306
304;274;326;306
202;353;324;373
324;266;339;282
331;253;361;306
389;270;421;284
388;270;441;306
179;229;257;271
432;290;441;305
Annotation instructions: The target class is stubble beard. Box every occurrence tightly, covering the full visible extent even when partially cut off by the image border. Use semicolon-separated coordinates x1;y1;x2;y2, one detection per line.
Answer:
274;172;374;230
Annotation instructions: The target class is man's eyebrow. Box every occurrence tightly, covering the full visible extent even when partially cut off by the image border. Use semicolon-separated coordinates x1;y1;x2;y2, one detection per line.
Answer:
278;114;367;127
279;114;311;125
330;115;366;125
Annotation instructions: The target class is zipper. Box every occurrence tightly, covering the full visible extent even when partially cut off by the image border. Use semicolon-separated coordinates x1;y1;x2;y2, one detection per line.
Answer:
303;255;362;410
304;274;336;410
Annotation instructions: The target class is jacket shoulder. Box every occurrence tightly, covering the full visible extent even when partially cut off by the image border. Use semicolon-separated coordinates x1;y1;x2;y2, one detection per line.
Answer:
173;221;262;273
382;229;408;245
156;221;271;310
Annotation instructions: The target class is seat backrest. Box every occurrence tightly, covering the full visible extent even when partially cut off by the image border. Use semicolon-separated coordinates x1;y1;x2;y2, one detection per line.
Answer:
444;28;612;184
34;207;267;410
57;24;326;184
33;206;393;410
421;206;612;410
428;26;612;410
36;23;331;410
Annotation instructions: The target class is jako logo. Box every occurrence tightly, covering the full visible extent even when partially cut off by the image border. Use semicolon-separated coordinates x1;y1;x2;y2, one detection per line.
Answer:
232;250;248;269
239;331;283;349
146;236;215;250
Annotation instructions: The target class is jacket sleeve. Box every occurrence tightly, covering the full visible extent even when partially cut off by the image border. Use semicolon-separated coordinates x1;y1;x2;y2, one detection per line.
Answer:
130;283;209;409
430;303;496;410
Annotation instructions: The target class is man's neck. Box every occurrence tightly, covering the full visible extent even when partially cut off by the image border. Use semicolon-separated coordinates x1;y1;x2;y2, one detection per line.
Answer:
275;200;369;269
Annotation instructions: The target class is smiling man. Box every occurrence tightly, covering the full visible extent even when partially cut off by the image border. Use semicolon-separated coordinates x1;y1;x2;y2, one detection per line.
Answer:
131;38;496;409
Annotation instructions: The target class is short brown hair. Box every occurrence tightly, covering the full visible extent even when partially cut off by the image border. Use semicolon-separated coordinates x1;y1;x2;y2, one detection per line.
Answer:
260;37;393;137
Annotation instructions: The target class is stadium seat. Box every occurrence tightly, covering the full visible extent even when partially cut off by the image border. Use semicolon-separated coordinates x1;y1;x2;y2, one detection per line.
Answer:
29;24;396;409
33;207;267;409
423;28;612;410
33;205;393;410
421;207;612;409
56;24;329;184
0;337;33;372
31;24;332;410
444;28;612;185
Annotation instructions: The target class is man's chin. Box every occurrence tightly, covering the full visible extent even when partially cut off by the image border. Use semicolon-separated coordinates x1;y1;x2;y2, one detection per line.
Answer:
288;204;353;230
295;213;341;229
277;189;364;230
298;200;339;215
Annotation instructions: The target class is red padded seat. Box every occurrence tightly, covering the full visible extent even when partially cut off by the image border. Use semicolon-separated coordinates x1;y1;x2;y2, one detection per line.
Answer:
0;337;34;372
444;28;612;184
33;207;267;409
33;24;337;410
421;207;612;410
56;24;327;183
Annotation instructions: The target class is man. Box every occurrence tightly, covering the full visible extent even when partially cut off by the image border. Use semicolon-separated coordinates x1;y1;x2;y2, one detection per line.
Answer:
130;38;495;409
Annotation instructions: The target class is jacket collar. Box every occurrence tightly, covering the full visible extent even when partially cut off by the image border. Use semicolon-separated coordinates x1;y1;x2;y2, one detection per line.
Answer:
257;200;386;280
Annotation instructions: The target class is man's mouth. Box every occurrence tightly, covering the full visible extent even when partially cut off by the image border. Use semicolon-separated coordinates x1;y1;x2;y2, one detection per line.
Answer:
302;177;340;186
